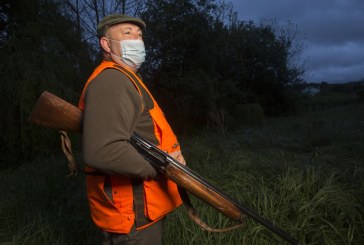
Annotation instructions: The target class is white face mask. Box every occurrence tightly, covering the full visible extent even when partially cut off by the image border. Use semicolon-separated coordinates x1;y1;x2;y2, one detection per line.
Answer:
109;39;146;69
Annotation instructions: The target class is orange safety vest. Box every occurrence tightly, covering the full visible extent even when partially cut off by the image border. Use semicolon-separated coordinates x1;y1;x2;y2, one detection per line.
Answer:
79;60;182;233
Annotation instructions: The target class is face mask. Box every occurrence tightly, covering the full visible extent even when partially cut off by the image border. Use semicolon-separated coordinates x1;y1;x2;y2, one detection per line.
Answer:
109;39;146;69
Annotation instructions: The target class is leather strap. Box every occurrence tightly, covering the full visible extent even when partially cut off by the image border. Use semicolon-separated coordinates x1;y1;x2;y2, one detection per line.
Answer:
60;131;104;176
60;131;78;176
178;187;245;232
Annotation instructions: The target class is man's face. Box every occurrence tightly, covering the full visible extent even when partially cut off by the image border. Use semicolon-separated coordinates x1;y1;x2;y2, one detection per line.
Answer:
101;22;143;67
107;22;143;41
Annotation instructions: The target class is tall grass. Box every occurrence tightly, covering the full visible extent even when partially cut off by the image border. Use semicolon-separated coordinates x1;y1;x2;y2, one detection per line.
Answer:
0;158;99;244
1;104;363;244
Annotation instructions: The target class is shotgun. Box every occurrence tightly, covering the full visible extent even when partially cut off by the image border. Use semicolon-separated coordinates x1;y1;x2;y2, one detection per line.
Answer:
28;91;299;245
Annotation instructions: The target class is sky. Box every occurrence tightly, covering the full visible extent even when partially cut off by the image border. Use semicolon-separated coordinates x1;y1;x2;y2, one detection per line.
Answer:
229;0;364;83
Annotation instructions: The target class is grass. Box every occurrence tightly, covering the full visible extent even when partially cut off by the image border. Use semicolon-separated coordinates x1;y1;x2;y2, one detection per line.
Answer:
1;103;363;244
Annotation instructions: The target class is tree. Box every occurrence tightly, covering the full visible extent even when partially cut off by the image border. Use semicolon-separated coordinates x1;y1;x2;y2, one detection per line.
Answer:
61;0;148;47
0;0;94;166
0;0;307;164
139;0;305;132
139;0;236;132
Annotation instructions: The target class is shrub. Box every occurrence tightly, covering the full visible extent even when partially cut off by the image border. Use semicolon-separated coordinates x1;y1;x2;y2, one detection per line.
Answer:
233;103;265;127
207;106;230;134
357;88;364;102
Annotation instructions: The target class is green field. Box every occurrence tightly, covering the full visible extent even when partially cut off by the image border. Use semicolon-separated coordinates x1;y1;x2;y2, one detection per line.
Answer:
1;100;363;244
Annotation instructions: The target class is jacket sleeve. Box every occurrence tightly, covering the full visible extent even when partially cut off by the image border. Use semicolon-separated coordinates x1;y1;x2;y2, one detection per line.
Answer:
81;68;157;179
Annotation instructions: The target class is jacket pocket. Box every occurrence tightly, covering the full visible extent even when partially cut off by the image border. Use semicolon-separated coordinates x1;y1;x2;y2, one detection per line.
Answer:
143;177;182;220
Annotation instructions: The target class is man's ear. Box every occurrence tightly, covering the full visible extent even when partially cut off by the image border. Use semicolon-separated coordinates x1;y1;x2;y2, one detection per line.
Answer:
100;37;111;53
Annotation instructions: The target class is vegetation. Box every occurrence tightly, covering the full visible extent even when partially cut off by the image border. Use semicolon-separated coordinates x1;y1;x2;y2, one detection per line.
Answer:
1;92;363;244
0;0;96;165
1;0;305;165
1;0;363;244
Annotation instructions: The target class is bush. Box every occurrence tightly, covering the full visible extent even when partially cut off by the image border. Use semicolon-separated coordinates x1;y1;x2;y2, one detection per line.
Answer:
233;103;265;127
207;106;230;134
357;88;364;102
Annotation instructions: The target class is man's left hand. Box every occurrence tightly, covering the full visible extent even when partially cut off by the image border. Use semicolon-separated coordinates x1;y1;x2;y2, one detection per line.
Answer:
169;151;186;165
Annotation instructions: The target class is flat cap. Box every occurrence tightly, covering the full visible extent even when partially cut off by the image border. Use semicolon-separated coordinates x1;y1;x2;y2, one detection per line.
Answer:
97;14;146;38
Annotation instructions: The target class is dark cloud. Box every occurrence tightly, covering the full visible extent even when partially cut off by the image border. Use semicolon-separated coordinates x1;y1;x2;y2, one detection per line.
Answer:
230;0;364;83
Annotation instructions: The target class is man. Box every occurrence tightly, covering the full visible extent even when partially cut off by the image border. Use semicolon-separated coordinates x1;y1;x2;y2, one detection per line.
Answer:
78;14;185;245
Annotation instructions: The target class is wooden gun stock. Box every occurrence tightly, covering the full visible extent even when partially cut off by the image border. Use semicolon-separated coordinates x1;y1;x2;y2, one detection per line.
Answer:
28;91;82;132
28;91;299;245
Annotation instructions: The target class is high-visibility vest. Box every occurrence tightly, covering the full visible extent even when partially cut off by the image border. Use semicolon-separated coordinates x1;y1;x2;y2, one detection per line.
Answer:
79;60;182;233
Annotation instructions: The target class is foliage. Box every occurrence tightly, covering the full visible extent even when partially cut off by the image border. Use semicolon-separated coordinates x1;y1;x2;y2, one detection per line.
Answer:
207;106;230;135
0;158;98;244
357;88;364;102
1;0;306;161
354;82;364;102
140;0;304;132
1;103;363;244
1;1;361;241
61;0;148;47
303;91;358;111
233;103;265;127
0;0;95;166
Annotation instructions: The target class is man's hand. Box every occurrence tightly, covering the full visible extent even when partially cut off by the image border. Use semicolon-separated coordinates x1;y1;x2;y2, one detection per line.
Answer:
169;150;186;165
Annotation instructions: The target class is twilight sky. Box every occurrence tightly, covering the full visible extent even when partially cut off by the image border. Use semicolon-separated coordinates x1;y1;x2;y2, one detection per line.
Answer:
229;0;364;83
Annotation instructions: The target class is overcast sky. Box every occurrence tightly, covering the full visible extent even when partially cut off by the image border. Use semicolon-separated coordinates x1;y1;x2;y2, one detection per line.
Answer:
229;0;364;83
